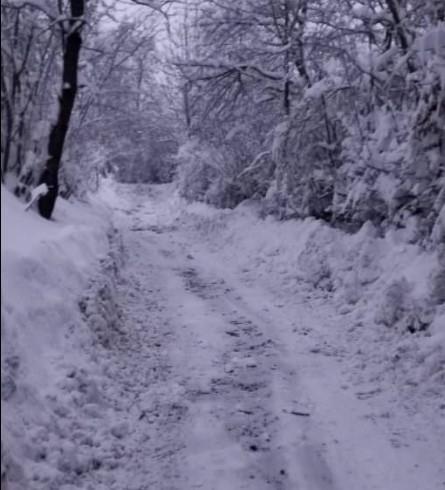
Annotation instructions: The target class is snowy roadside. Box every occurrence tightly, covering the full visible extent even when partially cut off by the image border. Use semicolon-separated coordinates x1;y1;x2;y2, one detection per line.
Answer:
1;185;117;490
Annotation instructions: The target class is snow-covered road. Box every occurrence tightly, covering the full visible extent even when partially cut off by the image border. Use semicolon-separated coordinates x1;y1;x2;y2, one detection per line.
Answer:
88;183;443;490
3;181;444;490
7;181;437;489
100;184;334;490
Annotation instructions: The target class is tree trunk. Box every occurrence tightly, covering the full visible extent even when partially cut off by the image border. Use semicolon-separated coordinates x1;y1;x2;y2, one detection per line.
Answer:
37;0;84;219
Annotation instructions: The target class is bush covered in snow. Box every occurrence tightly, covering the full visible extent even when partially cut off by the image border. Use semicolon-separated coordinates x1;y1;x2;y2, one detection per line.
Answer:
176;138;271;208
171;2;444;244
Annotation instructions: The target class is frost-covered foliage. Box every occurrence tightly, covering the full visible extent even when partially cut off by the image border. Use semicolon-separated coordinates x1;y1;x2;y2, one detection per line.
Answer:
171;0;445;242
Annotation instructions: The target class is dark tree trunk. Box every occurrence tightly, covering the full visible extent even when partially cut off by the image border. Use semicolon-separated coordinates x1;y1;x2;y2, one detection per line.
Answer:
37;0;84;219
183;81;192;132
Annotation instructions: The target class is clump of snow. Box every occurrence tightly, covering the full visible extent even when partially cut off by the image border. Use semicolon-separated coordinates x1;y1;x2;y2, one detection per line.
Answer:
416;24;445;62
352;5;373;19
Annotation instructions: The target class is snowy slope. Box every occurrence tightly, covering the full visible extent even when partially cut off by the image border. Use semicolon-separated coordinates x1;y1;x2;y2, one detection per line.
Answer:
1;187;112;489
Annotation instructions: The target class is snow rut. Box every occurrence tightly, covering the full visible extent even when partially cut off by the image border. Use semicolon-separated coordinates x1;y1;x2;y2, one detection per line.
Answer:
176;264;336;490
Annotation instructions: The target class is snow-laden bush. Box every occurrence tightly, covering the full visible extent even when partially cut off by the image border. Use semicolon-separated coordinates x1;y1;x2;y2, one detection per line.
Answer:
375;277;436;333
60;141;110;199
176;139;219;203
265;90;343;221
176;138;267;208
296;230;333;291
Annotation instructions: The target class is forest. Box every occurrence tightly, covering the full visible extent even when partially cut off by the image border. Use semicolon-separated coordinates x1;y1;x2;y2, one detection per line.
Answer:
1;0;444;239
1;1;445;490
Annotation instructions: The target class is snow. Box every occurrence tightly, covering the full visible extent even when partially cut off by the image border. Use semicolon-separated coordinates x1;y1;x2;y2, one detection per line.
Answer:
304;79;331;98
24;183;49;211
417;24;445;60
2;181;444;489
175;186;445;489
352;5;374;20
1;185;111;489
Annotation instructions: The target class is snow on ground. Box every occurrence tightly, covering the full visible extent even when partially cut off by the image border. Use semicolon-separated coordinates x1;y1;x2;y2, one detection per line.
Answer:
1;186;113;489
1;181;444;490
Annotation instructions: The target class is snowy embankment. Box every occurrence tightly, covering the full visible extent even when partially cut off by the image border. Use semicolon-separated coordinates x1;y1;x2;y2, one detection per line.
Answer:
1;186;117;489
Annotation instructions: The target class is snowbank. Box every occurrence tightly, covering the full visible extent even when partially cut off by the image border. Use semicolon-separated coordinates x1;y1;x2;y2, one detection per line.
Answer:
1;187;113;489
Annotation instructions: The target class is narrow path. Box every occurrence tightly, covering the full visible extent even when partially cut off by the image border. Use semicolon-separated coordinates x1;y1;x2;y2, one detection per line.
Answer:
96;184;335;490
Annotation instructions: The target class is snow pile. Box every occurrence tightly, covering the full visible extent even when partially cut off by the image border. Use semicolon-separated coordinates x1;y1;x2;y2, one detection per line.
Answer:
180;199;445;408
1;187;113;489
